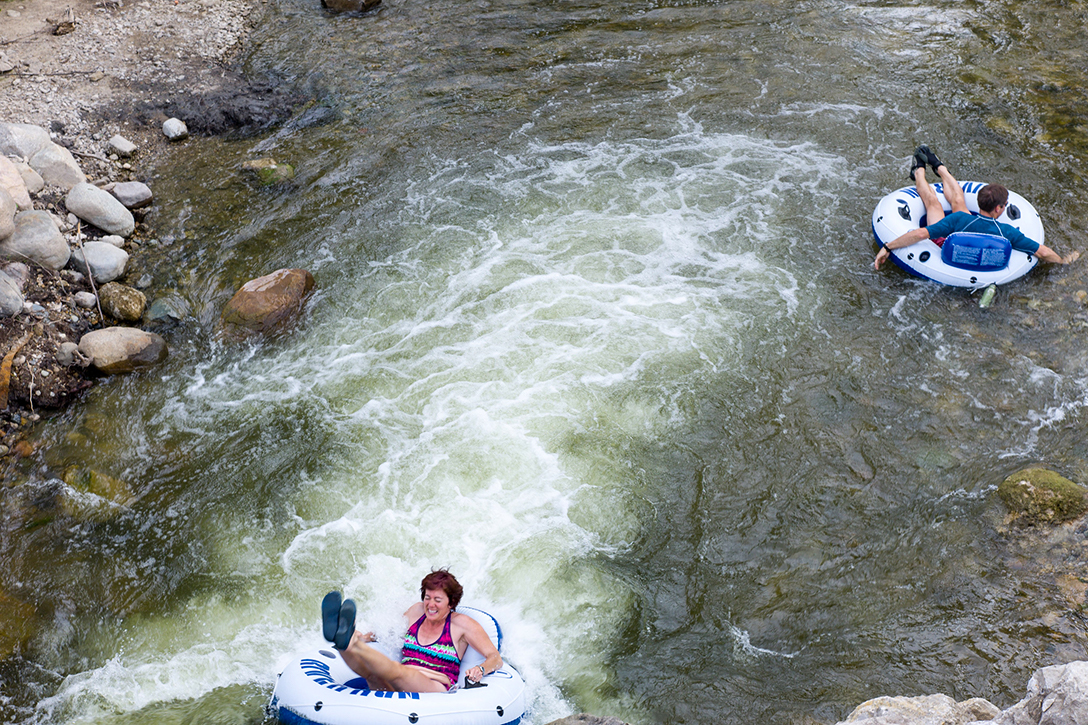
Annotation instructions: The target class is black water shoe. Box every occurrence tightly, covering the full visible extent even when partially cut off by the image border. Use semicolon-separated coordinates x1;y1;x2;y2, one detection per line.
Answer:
322;591;342;643
919;144;943;172
909;148;927;180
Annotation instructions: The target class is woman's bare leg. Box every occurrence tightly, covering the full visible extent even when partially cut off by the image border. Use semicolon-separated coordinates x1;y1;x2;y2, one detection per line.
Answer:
339;631;450;693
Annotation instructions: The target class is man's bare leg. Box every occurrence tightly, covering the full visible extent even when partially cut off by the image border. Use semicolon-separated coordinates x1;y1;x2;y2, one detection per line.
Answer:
921;145;968;214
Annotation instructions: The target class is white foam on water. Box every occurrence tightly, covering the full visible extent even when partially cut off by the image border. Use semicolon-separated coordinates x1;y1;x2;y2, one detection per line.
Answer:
36;122;847;724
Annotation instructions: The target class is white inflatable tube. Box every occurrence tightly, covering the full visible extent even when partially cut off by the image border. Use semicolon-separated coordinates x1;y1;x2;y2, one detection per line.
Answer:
269;607;526;725
871;181;1043;288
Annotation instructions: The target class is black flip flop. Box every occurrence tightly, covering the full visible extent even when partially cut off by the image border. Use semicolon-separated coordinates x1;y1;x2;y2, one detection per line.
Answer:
335;599;356;650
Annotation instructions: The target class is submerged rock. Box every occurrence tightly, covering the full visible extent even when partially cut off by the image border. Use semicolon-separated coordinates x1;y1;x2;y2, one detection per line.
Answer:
222;268;314;334
998;468;1088;525
241;157;295;185
321;0;381;11
0;589;35;658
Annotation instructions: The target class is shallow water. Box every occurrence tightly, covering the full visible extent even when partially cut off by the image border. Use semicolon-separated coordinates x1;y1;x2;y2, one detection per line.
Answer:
4;0;1088;723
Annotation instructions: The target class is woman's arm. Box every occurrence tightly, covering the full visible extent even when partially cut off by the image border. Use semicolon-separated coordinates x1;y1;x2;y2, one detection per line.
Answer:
453;613;503;679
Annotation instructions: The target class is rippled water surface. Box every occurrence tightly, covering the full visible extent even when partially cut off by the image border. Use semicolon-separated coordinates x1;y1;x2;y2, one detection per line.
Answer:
4;1;1088;723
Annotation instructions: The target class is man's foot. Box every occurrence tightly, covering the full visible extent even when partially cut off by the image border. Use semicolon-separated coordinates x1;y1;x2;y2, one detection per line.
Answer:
909;148;927;180
322;591;342;643
919;145;943;172
335;599;356;650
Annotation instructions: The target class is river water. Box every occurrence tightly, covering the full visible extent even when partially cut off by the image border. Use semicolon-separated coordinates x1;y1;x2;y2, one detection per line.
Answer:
4;0;1088;723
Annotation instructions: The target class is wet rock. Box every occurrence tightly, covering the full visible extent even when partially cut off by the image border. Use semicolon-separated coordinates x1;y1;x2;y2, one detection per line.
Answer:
69;241;129;284
321;0;381;11
147;293;190;323
29;141;86;190
163;117;189;141
0;589;35;658
78;326;167;374
98;281;146;322
0;122;52;159
222;268;315;334
1;210;71;270
65;182;135;237
241;157;295;185
998;468;1088;525
0;155;32;210
107;134;137;158
0;187;14;240
0;268;23;317
110;180;153;209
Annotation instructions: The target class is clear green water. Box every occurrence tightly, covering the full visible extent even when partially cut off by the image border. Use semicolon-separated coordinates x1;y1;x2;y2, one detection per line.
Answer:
4;0;1088;723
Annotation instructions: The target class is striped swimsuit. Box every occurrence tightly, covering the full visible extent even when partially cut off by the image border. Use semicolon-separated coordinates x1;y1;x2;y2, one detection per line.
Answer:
401;613;461;689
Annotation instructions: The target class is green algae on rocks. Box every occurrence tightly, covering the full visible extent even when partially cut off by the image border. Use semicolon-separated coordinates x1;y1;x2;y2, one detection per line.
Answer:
998;468;1088;525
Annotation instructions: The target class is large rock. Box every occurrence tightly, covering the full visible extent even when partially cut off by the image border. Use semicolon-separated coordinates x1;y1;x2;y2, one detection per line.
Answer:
0;187;14;240
998;468;1088;525
98;281;146;322
981;661;1088;725
65;182;135;236
0;155;32;210
69;241;129;284
0;122;52;159
837;694;999;725
78;327;167;374
0;210;71;270
834;661;1088;725
29;142;86;190
222;268;315;333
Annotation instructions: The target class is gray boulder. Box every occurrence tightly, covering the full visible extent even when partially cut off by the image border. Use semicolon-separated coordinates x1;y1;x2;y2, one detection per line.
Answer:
0;122;51;159
0;269;23;317
65;182;135;236
0;156;31;210
0;187;14;240
110;181;153;209
69;241;128;284
163;118;188;141
107;135;137;158
78;327;167;374
29;142;86;190
0;210;70;270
